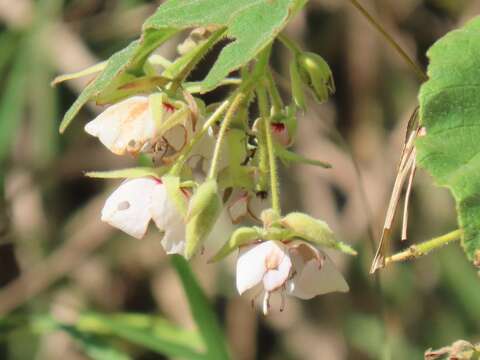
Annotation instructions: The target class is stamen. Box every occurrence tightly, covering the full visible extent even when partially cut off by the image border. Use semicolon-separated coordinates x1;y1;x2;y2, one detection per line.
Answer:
262;292;271;315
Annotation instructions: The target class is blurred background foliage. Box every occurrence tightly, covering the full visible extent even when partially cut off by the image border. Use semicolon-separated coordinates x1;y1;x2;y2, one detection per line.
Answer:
0;0;479;359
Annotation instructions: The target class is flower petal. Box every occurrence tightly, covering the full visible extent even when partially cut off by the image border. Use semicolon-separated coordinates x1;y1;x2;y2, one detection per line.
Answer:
287;252;349;299
263;248;292;292
101;178;157;239
150;183;186;255
85;96;156;155
236;240;284;295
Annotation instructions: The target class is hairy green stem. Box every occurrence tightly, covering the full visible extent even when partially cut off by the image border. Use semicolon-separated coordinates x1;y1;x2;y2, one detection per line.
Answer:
265;69;283;114
257;84;281;215
385;229;462;265
348;0;428;82
207;93;246;179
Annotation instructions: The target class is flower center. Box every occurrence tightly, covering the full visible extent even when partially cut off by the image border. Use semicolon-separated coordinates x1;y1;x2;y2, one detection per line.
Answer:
163;102;175;113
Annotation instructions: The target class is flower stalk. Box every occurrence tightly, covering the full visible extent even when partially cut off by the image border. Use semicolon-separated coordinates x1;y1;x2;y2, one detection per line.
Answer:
385;229;462;265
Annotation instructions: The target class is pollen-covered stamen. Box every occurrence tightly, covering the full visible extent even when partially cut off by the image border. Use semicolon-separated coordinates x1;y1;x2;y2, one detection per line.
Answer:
279;289;286;312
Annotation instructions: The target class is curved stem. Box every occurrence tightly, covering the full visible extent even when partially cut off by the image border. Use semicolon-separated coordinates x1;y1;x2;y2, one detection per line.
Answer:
348;0;428;82
170;99;230;175
207;93;246;179
385;229;462;265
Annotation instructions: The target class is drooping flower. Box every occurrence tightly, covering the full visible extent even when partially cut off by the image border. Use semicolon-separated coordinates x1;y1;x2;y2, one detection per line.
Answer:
236;239;348;314
85;95;192;157
101;177;188;256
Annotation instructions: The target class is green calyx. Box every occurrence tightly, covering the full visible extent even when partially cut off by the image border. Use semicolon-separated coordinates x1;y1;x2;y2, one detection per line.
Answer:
296;52;335;103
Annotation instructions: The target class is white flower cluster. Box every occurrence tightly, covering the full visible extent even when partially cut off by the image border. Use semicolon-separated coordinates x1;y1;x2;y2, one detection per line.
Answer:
85;93;349;315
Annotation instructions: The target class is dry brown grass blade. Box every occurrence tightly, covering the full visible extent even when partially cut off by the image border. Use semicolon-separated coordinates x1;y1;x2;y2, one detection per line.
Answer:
402;153;416;241
370;122;419;273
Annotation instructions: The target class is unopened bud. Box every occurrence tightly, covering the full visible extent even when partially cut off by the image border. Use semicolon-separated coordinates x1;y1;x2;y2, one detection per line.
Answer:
281;212;356;255
296;52;335;103
185;180;221;258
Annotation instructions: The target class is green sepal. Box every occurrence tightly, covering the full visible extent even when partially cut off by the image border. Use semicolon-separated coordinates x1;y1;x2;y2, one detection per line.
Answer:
185;180;222;259
281;212;357;255
289;59;306;110
209;226;261;262
275;144;332;168
84;167;165;179
296;52;335;103
51;61;107;86
162;174;188;217
95;76;170;105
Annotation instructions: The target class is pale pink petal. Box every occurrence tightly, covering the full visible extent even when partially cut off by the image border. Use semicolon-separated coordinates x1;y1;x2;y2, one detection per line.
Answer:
263;249;292;292
150;183;186;255
236;240;282;295
163;124;187;152
85;96;156;155
101;178;157;239
287;252;349;299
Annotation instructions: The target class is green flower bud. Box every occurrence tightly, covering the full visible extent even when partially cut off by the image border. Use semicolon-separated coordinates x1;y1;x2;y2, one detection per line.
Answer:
185;180;222;258
209;227;261;262
281;212;356;255
296;52;335;103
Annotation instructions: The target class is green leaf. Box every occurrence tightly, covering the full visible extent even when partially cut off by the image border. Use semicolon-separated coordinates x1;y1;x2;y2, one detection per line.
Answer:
416;16;480;261
170;255;230;360
86;314;206;360
59;29;177;133
59;325;131;360
144;0;305;92
0;45;29;163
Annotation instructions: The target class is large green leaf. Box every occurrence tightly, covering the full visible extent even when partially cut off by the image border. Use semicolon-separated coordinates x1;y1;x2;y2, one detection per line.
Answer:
59;29;177;133
144;0;306;92
416;16;480;261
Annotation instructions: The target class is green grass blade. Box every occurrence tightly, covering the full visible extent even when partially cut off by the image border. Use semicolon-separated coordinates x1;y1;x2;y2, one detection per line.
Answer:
171;255;230;360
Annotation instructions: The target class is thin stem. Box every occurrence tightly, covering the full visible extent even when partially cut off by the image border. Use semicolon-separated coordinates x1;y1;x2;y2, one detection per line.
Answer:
348;0;428;82
207;93;246;179
265;69;283;114
385;229;462;265
257;84;281;215
278;34;302;55
170;99;230;175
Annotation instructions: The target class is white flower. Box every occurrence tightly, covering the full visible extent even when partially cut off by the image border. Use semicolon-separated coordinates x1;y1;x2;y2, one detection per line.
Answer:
85;95;192;157
236;240;348;314
101;177;187;256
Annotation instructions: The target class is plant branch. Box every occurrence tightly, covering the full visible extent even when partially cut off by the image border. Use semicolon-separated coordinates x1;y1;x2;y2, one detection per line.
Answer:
385;229;462;265
348;0;428;82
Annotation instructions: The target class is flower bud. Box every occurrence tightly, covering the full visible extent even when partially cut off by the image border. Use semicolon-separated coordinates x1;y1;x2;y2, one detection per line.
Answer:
210;227;261;262
185;180;221;258
281;212;356;255
270;109;297;147
296;52;335;103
